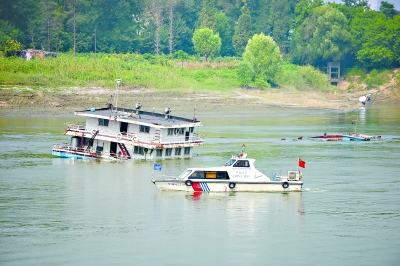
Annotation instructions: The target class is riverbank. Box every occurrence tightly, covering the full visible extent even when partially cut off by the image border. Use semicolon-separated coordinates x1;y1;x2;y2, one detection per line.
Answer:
0;84;398;116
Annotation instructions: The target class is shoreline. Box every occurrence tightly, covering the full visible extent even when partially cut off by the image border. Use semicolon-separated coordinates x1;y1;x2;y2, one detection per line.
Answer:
0;87;398;116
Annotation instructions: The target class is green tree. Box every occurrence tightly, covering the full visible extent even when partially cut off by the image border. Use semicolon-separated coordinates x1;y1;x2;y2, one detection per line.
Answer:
343;0;369;8
232;4;252;56
215;12;234;56
0;20;22;56
380;1;397;19
38;0;64;51
252;0;272;36
269;0;297;53
237;61;255;88
350;10;386;55
243;33;280;82
291;5;352;66
200;0;216;31
352;14;400;68
192;27;221;62
293;0;323;28
0;0;39;46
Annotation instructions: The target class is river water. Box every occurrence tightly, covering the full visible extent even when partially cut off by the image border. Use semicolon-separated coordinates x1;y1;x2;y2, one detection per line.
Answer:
1;105;399;266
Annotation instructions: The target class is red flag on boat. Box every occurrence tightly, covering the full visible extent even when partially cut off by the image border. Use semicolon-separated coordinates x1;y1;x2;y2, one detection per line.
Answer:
298;158;306;168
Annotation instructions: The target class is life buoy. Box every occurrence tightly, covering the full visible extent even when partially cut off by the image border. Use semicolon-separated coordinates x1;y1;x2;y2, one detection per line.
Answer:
116;133;122;140
92;129;98;135
132;136;138;142
185;180;192;186
228;182;236;189
282;182;289;189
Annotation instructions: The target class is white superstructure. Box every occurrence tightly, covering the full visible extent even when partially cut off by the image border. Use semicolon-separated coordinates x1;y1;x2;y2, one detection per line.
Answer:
52;105;204;160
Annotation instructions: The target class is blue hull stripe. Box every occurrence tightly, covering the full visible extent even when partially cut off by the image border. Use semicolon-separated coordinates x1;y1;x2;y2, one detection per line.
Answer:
200;182;210;192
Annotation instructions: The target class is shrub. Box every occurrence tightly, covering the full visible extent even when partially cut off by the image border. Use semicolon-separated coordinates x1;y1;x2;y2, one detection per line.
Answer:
237;61;254;87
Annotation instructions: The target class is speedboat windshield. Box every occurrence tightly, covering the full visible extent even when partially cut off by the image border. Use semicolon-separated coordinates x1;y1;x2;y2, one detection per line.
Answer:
178;170;192;179
224;159;236;166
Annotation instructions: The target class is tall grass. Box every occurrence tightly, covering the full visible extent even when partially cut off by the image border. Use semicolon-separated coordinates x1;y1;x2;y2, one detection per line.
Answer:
275;61;333;91
0;53;334;93
0;53;241;92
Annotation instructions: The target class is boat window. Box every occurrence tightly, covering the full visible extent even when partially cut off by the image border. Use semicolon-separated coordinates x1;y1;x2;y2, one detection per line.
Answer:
178;170;192;179
140;125;150;133
98;118;109;126
216;171;229;179
225;159;236;166
204;171;229;179
168;128;174;135
189;127;194;133
233;160;250;167
184;147;190;155
165;148;172;157
156;149;162;157
206;172;216;179
175;148;181;156
134;146;145;155
189;171;205;179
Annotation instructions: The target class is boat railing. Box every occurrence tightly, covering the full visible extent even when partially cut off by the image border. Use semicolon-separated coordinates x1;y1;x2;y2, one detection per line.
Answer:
64;125;204;144
52;143;129;160
156;133;204;144
65;122;86;130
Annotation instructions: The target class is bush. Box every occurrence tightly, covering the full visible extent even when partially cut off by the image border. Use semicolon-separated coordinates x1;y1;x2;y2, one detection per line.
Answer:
346;67;363;76
365;69;391;88
237;61;254;87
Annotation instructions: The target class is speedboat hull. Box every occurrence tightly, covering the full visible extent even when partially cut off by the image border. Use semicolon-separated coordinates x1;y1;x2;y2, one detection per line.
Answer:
152;179;303;192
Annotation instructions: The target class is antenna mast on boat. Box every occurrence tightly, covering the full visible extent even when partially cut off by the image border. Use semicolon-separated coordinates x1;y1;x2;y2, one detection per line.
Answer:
114;78;121;112
352;118;358;133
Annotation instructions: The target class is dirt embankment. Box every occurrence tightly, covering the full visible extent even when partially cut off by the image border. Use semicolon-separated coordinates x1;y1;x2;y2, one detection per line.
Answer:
0;79;399;116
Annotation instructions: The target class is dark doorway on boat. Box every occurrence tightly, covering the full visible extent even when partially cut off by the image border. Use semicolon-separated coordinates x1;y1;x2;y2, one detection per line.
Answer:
120;122;128;133
110;142;117;155
185;131;189;141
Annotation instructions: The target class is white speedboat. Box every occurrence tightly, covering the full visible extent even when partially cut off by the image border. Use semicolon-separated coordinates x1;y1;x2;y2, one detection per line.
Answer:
151;154;303;192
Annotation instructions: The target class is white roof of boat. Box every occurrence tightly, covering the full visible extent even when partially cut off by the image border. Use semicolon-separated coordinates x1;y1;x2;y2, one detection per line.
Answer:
74;107;201;127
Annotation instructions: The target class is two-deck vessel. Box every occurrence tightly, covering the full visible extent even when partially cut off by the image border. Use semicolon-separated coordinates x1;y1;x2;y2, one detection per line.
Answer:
151;153;303;192
52;105;204;160
52;79;204;160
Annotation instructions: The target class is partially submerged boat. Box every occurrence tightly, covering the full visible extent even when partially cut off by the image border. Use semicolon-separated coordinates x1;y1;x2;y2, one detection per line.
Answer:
52;79;204;160
310;133;343;141
343;133;373;141
52;106;204;160
342;118;373;141
151;153;303;192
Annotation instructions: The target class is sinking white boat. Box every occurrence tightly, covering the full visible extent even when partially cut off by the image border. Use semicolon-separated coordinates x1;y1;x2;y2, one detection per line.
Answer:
151;154;303;192
52;79;204;160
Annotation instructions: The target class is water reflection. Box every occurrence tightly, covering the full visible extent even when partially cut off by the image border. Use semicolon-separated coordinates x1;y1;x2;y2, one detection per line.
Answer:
359;106;367;124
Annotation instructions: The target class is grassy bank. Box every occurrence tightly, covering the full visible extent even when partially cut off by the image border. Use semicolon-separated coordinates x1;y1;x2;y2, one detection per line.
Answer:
0;53;399;116
0;53;335;91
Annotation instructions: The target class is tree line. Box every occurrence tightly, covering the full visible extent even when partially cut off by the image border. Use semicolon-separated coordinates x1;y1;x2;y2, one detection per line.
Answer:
0;0;399;71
